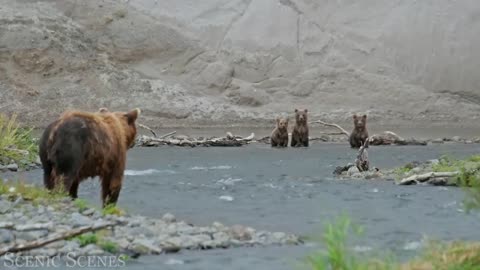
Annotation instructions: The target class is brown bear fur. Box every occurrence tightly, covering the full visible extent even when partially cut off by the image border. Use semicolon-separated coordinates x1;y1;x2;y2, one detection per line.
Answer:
291;109;309;147
270;117;289;147
39;108;140;206
349;114;369;148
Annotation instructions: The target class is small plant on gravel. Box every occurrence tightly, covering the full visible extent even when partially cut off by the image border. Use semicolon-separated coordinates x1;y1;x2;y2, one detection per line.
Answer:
0;179;67;202
393;166;412;178
99;240;118;253
0;114;37;166
75;233;98;247
73;198;90;212
102;203;126;216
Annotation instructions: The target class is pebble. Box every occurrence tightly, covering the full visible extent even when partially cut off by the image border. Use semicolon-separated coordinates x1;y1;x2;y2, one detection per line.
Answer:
15;229;49;241
0;229;14;244
70;212;93;227
0;200;12;214
219;195;234;202
81;208;95;216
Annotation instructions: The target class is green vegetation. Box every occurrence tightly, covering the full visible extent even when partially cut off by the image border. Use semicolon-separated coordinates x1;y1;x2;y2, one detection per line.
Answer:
75;233;98;247
0;179;66;202
393;166;412;179
102;203;126;216
99;240;118;253
73;198;90;212
306;216;480;270
73;231;119;253
306;215;394;270
0;114;37;166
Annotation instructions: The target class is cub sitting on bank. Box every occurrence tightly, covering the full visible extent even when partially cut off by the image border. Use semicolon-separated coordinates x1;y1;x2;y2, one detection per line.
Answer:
271;117;289;147
349;114;369;148
39;108;140;207
291;109;309;147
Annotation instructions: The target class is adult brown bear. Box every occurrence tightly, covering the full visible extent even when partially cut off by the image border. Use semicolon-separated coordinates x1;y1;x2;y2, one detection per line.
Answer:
39;108;140;207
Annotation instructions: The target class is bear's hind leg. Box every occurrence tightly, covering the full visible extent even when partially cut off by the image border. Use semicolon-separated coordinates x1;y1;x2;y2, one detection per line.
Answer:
101;173;123;207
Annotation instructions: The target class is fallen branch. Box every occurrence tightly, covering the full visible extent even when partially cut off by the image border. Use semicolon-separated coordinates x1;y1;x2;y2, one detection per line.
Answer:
138;123;157;138
309;120;350;137
159;131;176;139
0;222;115;256
355;139;369;172
397;171;459;185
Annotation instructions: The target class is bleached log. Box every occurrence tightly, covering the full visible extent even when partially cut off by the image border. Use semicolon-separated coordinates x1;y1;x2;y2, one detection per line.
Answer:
397;171;459;185
159;131;176;139
138;123;158;137
309;120;350;137
355;139;369;172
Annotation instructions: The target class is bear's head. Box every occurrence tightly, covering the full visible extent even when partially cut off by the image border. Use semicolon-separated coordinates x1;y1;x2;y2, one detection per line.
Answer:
294;109;308;124
112;108;141;148
276;117;289;131
353;114;367;130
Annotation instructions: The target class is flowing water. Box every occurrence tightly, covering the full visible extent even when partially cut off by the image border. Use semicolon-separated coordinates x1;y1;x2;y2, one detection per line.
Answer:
6;143;480;269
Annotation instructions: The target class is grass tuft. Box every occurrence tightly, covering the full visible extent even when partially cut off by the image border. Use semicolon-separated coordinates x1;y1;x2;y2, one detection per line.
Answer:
0;179;67;202
0;114;37;166
102;203;126;216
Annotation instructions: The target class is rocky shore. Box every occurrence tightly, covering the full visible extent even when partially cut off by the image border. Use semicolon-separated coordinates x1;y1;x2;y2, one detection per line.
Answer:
0;189;301;260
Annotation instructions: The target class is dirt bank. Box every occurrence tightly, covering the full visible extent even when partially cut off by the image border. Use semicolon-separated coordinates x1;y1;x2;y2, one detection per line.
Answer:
1;0;479;128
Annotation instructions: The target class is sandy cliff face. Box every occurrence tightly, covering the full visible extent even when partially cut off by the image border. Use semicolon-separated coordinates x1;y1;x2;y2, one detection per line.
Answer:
1;0;479;127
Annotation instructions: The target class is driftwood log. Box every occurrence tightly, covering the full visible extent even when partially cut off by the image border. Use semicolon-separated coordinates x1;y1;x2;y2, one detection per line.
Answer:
136;132;255;147
369;131;427;146
355;139;369;172
0;222;115;256
397;171;459;185
309;120;350;137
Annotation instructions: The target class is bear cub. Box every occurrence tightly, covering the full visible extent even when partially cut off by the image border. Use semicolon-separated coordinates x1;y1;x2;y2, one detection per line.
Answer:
349;114;369;148
270;117;289;147
291;109;309;147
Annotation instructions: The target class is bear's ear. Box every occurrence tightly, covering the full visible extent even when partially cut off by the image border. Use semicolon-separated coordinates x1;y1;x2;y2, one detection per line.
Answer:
125;108;141;124
353;114;358;119
276;117;280;124
99;108;109;113
304;109;308;113
295;109;298;113
362;114;367;119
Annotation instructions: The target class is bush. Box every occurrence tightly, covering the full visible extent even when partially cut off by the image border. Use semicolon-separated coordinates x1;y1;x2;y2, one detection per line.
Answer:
0;114;37;166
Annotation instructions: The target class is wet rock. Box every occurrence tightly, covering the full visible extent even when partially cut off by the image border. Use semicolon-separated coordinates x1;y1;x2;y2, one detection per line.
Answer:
70;212;93;227
6;163;18;172
81;208;95;216
0;229;14;244
229;225;254;241
58;241;80;254
347;166;360;176
0;200;12;214
162;213;176;223
81;244;105;255
16;229;49;241
131;238;162;254
431;138;444;144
